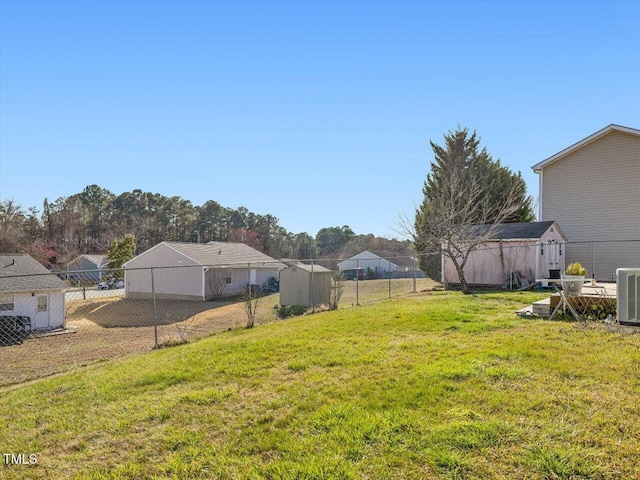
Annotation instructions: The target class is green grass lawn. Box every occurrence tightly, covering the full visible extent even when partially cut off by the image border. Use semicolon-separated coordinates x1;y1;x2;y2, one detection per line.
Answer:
1;291;639;479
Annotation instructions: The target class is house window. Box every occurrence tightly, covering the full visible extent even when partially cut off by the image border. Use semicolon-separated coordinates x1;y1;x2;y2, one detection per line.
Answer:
540;243;544;256
225;269;232;285
559;244;563;256
0;295;14;311
37;296;48;312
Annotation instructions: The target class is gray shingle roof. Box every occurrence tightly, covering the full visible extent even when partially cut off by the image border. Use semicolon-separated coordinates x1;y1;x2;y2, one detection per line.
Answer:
165;242;286;268
0;254;67;293
68;254;109;269
466;221;563;240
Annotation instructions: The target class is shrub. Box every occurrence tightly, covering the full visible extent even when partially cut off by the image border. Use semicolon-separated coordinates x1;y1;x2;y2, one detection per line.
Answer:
276;305;307;319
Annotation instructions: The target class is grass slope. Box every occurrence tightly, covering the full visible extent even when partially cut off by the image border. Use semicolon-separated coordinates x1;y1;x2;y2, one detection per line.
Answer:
1;291;639;479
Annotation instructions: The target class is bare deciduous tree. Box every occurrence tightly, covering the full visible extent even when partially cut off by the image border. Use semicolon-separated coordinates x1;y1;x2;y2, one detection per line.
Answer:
329;272;345;310
243;286;263;329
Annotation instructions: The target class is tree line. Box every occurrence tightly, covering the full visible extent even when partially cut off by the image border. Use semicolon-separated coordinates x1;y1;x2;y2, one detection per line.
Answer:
0;187;411;269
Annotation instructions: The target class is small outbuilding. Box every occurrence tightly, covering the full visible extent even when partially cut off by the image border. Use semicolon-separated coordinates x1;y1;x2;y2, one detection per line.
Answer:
443;221;568;288
0;254;67;332
279;263;333;307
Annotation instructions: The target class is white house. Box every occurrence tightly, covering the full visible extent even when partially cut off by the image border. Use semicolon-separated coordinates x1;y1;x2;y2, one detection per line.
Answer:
0;254;67;331
532;124;640;279
124;241;285;301
337;250;420;278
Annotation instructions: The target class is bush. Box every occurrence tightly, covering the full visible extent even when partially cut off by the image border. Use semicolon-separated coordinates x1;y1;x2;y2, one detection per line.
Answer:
276;305;307;319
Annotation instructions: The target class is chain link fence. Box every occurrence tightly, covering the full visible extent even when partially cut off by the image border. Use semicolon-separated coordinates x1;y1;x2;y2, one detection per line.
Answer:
0;259;436;387
4;242;635;387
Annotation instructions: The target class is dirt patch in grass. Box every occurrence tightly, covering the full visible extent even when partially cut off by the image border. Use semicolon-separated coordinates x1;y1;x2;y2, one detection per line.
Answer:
0;295;279;388
0;278;437;388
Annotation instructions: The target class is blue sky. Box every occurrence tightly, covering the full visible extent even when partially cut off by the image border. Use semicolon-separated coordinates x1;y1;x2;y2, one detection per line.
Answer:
1;0;639;238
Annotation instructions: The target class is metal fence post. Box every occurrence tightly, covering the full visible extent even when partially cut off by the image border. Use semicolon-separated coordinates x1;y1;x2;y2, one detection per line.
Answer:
248;262;252;303
412;256;417;292
356;258;360;305
388;258;391;298
151;266;158;348
310;259;315;312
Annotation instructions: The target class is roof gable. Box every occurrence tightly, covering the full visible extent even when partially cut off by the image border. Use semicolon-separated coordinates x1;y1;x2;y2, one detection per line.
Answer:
532;124;640;172
0;254;67;293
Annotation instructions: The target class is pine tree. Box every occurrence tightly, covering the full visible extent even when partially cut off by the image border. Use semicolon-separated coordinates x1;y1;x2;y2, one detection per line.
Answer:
414;127;534;289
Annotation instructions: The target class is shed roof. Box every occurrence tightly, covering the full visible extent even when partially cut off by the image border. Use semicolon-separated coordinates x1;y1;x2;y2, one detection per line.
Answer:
163;241;286;268
465;221;566;241
285;263;332;273
532;124;640;172
0;254;67;293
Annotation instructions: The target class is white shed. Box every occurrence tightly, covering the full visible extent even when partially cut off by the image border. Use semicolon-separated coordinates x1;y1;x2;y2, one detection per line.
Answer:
279;263;333;307
443;221;568;288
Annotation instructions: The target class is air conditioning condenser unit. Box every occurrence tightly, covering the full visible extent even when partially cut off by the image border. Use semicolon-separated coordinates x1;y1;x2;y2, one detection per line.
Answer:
617;268;640;325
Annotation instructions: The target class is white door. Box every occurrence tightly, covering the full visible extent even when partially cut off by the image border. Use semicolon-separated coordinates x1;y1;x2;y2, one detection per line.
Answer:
250;269;257;285
547;241;560;275
34;294;50;330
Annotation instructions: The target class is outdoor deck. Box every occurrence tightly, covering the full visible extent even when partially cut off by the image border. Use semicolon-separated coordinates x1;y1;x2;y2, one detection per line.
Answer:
517;282;617;318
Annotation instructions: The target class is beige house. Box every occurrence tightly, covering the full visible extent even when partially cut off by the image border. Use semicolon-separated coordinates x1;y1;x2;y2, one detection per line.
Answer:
124;241;285;301
279;263;333;307
532;124;640;280
443;221;567;288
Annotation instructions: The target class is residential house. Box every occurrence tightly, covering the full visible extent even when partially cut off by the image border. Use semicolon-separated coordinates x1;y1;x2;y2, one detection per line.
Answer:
124;241;285;301
67;254;110;283
337;250;422;278
0;254;67;331
532;124;640;280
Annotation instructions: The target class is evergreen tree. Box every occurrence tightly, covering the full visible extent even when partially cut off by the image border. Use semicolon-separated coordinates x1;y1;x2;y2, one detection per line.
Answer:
414;127;534;287
107;233;136;280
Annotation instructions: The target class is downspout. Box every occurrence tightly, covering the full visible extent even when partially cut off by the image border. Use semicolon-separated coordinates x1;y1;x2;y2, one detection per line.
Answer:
202;267;207;301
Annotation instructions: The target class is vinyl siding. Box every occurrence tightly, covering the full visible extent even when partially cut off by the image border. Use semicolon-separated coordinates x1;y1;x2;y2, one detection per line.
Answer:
540;130;640;277
125;243;204;300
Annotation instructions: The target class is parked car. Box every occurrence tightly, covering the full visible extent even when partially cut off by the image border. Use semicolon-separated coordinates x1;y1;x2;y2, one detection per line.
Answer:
342;268;367;281
97;279;124;290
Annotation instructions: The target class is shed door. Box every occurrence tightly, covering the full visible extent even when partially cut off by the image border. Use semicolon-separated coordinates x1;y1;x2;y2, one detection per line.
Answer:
547;241;560;272
34;294;50;330
250;269;257;285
